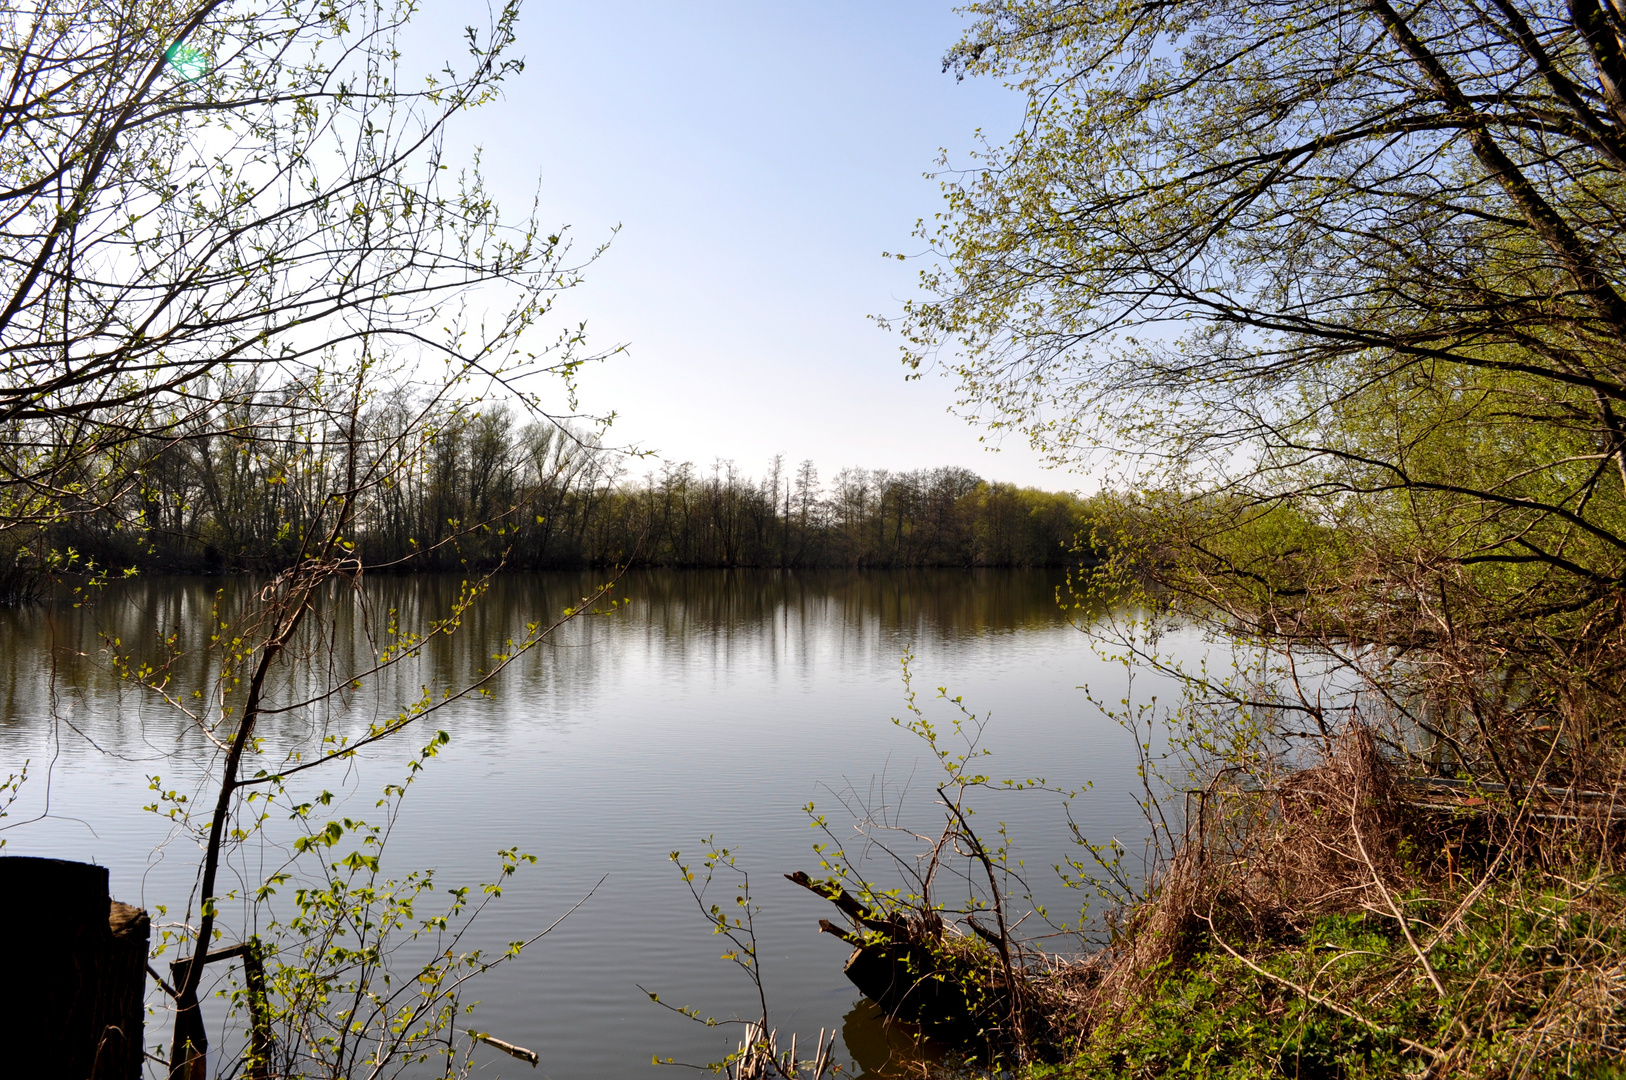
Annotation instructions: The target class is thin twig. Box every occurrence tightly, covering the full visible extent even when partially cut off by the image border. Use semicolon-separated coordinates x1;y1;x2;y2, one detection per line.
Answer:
1349;775;1446;997
1203;907;1445;1062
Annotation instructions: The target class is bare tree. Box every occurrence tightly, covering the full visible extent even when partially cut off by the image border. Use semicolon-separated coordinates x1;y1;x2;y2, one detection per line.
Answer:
0;0;609;540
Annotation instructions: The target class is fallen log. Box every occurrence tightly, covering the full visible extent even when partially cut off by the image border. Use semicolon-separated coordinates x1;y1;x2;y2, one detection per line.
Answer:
786;871;1003;1038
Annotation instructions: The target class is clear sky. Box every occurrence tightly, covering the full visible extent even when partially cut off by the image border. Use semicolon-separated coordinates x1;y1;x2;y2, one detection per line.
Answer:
412;2;1079;492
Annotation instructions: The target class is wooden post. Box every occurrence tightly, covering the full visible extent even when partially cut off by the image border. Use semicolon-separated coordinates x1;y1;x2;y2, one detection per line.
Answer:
169;940;274;1080
0;856;150;1080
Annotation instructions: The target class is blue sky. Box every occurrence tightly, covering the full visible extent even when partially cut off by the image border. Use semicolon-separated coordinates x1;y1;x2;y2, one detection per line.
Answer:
412;2;1077;491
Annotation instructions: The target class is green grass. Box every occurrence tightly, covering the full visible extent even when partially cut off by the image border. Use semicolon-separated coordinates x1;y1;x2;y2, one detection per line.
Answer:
1029;885;1626;1080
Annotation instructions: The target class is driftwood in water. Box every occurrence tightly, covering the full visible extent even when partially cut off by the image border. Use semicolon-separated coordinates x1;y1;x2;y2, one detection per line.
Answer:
786;871;1002;1037
472;1031;540;1066
0;856;150;1080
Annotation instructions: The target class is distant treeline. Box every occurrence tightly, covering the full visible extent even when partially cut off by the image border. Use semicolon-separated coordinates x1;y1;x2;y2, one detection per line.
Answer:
43;397;1101;572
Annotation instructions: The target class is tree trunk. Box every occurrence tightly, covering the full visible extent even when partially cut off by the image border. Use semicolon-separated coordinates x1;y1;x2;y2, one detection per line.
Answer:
0;856;150;1079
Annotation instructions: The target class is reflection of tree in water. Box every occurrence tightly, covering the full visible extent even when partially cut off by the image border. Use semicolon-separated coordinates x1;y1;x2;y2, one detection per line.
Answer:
613;567;1082;639
0;568;1091;767
840;999;951;1079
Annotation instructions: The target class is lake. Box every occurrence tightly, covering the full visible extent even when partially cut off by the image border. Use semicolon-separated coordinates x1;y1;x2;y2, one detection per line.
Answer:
0;569;1191;1078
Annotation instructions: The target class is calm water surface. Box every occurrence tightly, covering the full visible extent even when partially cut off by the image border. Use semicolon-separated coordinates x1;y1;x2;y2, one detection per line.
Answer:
0;570;1189;1078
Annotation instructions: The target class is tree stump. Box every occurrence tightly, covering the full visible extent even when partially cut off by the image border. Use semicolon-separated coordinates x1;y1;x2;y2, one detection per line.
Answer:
0;856;150;1079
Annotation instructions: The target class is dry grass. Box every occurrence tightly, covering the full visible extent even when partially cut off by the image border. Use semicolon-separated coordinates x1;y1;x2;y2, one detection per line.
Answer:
1012;727;1626;1077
